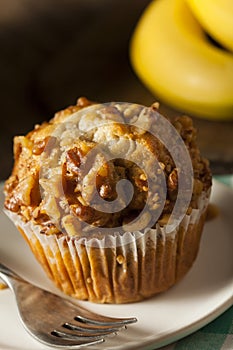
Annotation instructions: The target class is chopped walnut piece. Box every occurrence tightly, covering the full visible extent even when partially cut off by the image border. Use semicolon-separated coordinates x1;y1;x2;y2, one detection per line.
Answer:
62;215;81;236
116;255;125;264
4;98;211;237
168;168;178;191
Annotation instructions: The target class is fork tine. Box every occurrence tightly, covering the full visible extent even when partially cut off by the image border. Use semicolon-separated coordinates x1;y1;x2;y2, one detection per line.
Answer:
61;324;117;337
0;262;138;349
63;322;120;333
72;303;138;326
52;330;106;341
75;315;138;327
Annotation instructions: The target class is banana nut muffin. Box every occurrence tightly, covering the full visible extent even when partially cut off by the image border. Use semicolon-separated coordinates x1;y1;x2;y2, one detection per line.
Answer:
4;97;212;303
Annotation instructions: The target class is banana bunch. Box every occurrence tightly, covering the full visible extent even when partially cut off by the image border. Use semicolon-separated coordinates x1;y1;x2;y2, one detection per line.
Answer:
130;0;233;120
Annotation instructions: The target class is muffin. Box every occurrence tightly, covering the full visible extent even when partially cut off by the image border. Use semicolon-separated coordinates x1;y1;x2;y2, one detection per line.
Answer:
4;97;212;303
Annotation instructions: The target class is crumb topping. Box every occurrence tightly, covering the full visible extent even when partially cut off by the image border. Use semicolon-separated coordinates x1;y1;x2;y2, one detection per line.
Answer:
4;97;212;237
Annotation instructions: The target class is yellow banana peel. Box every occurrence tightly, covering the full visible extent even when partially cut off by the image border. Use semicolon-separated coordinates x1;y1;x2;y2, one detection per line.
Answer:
186;0;233;53
130;0;233;120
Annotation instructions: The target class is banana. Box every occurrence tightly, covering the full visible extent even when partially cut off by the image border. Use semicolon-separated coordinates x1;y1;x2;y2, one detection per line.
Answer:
130;0;233;120
186;0;233;53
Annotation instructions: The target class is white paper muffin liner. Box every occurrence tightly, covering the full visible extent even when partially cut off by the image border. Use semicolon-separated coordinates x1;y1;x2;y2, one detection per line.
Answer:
4;191;210;303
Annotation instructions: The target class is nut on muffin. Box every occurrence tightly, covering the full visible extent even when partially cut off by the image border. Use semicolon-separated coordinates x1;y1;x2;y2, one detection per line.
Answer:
4;97;212;303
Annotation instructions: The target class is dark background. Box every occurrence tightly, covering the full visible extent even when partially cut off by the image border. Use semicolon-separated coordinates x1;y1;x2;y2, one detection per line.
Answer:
1;0;233;180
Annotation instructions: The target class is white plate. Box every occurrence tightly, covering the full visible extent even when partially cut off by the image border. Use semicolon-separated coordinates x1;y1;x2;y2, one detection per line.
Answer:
0;179;233;350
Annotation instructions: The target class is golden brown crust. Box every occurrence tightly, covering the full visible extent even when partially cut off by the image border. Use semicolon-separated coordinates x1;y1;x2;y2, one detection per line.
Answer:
4;98;212;236
4;97;212;304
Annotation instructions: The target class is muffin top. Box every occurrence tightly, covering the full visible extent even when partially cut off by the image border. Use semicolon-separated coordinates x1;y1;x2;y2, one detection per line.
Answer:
4;97;211;237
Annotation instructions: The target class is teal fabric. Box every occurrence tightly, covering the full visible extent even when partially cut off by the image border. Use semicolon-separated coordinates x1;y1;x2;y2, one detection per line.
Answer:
214;175;233;188
173;306;233;350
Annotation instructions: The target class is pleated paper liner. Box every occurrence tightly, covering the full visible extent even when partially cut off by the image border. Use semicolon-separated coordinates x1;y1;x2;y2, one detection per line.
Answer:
5;191;209;303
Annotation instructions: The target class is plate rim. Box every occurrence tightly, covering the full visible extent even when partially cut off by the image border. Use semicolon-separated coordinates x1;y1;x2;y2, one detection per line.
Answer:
0;178;233;350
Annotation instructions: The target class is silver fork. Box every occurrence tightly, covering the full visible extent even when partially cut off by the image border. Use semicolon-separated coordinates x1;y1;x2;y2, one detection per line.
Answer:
0;262;137;348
